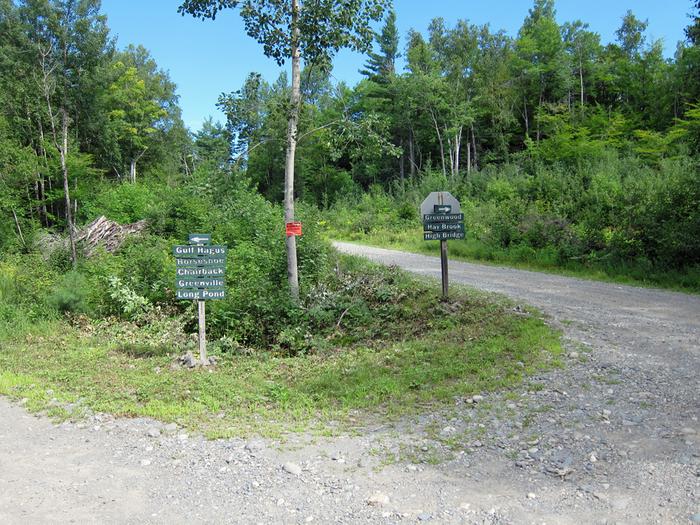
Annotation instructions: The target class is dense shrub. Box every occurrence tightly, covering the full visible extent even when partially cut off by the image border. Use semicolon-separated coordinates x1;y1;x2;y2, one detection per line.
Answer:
325;152;700;282
80;182;157;224
48;271;92;314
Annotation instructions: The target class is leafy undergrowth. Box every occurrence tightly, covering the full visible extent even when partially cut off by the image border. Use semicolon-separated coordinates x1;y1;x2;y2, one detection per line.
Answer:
0;259;562;438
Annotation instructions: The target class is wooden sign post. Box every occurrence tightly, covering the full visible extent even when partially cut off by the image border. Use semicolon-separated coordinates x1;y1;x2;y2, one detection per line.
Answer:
173;234;227;364
198;299;206;363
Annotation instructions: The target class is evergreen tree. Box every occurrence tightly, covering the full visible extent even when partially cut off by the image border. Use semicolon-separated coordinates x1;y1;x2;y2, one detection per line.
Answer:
687;1;700;44
360;9;399;83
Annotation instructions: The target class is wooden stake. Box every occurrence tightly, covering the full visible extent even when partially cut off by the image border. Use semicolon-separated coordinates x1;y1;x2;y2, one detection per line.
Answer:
440;239;449;298
198;300;207;364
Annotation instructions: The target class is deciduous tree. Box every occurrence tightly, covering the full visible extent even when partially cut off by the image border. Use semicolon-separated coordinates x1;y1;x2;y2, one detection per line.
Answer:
179;0;389;301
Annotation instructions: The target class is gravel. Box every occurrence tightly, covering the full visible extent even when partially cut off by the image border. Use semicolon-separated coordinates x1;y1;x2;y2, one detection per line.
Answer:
0;243;698;524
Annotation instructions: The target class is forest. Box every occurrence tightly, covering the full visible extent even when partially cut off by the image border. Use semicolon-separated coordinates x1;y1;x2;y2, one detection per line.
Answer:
1;0;699;349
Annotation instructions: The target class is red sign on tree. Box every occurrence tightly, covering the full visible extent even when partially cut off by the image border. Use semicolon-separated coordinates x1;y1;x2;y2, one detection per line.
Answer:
286;221;303;237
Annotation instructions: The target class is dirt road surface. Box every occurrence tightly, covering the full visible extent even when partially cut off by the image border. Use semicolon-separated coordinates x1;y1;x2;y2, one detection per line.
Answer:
1;242;698;524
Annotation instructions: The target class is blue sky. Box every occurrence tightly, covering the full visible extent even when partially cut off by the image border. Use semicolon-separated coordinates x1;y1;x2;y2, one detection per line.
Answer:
100;0;694;131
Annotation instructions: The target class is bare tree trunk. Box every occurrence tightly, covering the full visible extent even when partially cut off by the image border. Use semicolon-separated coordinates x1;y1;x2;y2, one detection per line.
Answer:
466;128;471;175
430;110;446;177
39;176;47;226
60;110;77;268
536;91;543;142
26;184;35;221
471;124;478;171
284;0;302;302
579;57;584;107
523;94;529;137
446;126;454;179
47;175;55;222
37;123;50;226
34;179;42;225
399;137;405;180
129;148;148;183
12;209;26;248
183;154;191;177
453;126;462;177
409;128;416;178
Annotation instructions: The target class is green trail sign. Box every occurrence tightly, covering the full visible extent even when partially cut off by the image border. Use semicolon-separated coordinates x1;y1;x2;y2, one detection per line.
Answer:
176;289;226;300
424;231;466;241
175;257;227;267
423;213;464;223
172;245;227;257
189;233;211;244
173;234;228;366
176;278;225;289
420;192;466;298
176;267;225;277
424;222;465;233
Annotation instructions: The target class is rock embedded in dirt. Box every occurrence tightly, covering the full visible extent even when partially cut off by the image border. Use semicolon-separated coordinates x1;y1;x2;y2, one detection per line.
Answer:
367;491;390;506
146;426;161;438
282;462;302;476
184;353;197;368
245;440;265;454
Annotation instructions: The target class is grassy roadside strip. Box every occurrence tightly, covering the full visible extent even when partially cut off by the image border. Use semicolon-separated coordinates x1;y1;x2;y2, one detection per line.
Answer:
0;259;562;438
328;229;700;294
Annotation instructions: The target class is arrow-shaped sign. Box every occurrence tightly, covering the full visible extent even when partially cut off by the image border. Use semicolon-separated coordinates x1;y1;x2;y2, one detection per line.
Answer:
188;233;212;245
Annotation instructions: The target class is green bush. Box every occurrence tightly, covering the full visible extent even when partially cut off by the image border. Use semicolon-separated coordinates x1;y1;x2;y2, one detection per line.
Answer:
48;271;92;315
324;151;700;290
80;182;157;224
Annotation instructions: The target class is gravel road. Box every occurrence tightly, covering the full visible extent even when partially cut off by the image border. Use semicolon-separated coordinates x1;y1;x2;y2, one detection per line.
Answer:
1;242;698;524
